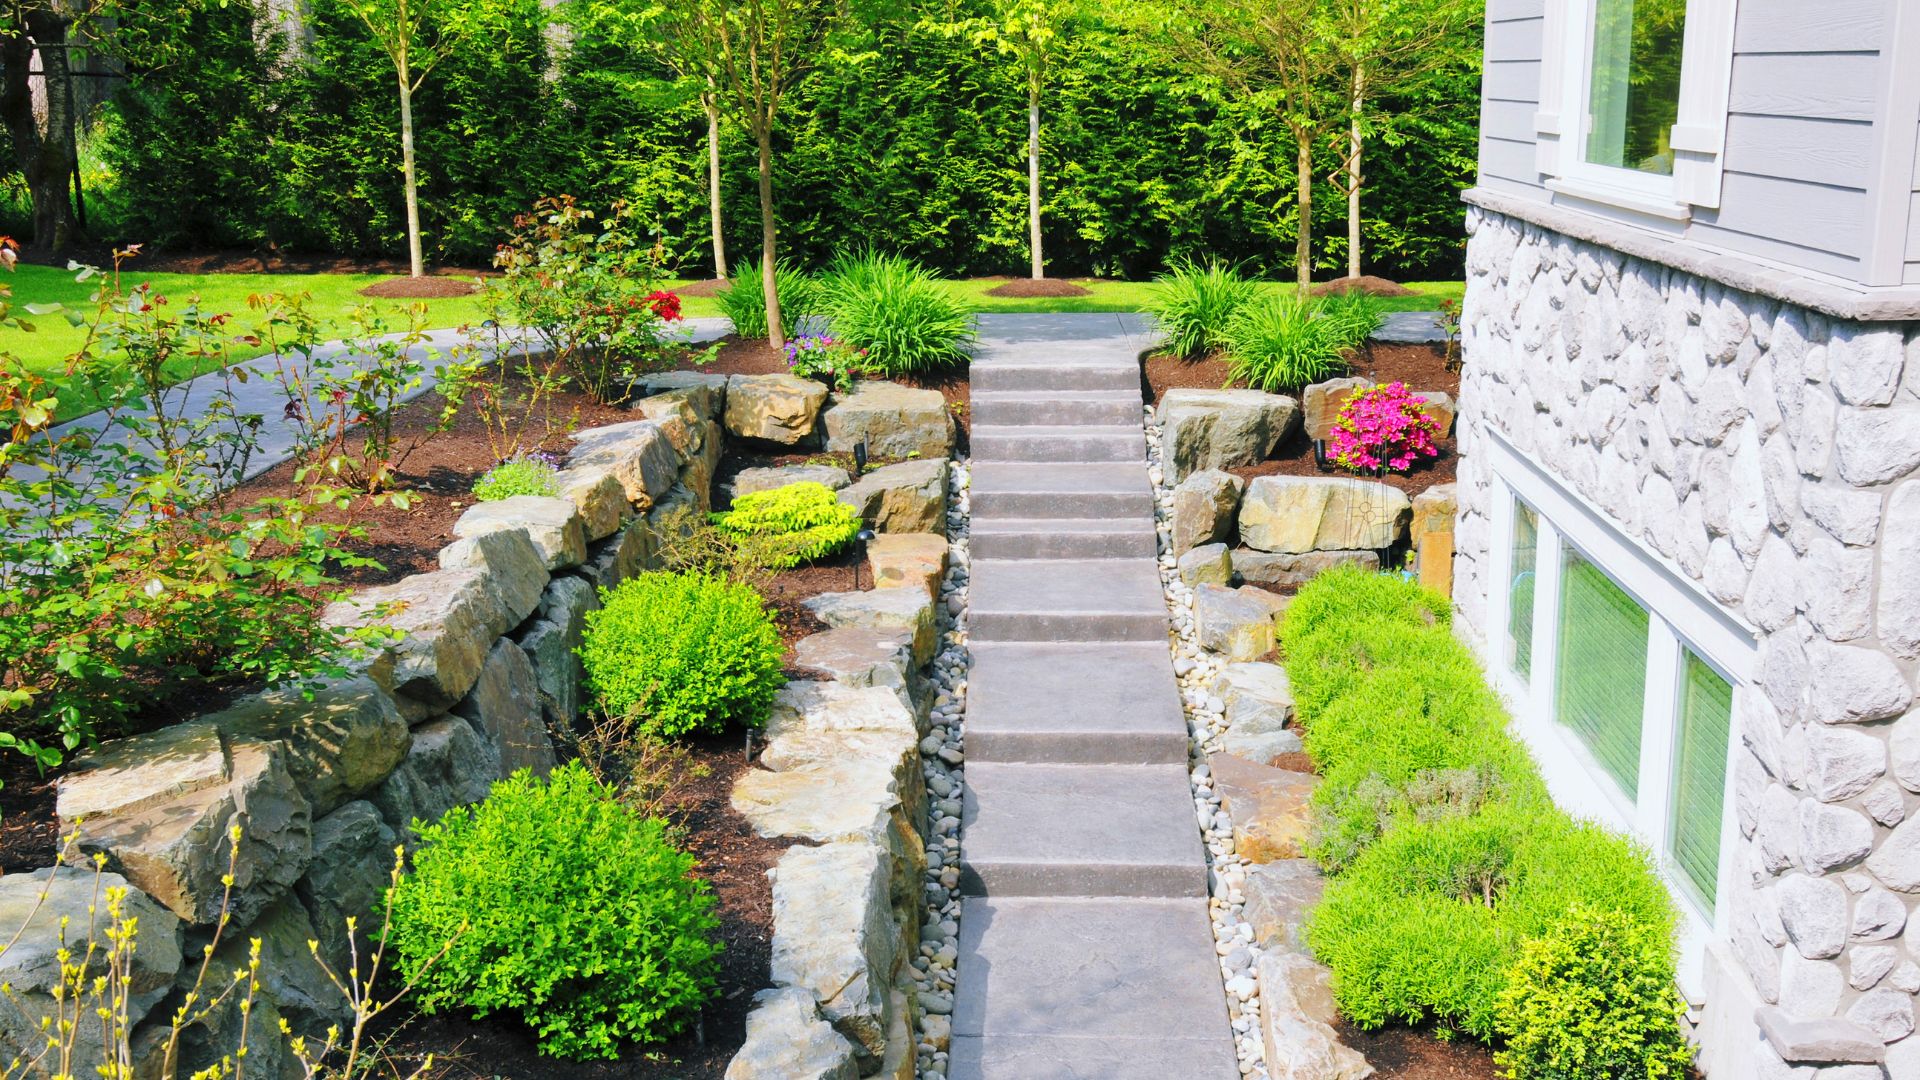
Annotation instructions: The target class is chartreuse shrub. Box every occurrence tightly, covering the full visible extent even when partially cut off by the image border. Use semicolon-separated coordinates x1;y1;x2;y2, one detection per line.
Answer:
387;763;721;1060
472;456;561;501
1146;259;1259;358
711;481;863;569
580;571;784;737
1284;568;1686;1070
1223;291;1382;392
718;262;819;341
819;250;974;374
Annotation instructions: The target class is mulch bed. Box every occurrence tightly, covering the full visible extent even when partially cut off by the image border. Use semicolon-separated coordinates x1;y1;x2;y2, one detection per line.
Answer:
672;278;732;298
358;276;481;299
1336;1021;1501;1079
984;277;1092;298
1144;341;1460;501
1309;275;1417;298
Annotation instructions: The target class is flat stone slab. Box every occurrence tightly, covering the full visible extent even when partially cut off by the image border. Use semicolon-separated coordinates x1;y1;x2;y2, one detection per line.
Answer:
971;424;1147;464
966;642;1186;765
969;558;1168;642
1212;754;1317;863
949;897;1236;1079
1372;310;1447;344
959;762;1206;897
969;517;1158;560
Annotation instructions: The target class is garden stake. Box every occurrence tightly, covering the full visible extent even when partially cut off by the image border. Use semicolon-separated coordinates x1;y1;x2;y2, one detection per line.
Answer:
853;438;869;478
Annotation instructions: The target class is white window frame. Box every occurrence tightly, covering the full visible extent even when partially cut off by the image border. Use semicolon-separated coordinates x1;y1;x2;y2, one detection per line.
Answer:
1483;430;1754;998
1534;0;1740;217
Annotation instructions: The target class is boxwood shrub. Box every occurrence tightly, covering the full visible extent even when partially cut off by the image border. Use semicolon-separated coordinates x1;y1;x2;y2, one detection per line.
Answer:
1283;568;1687;1068
580;571;785;737
710;481;863;569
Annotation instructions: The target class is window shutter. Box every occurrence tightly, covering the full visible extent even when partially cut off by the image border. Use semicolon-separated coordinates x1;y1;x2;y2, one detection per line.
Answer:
1534;1;1568;174
1556;551;1649;800
1669;652;1732;907
1670;0;1739;208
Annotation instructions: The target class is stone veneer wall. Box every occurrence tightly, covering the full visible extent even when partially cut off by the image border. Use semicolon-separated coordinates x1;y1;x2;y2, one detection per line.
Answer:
1453;206;1920;1078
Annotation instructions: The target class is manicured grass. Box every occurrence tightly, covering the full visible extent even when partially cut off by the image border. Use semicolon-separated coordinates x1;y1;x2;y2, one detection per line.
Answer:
936;277;1463;314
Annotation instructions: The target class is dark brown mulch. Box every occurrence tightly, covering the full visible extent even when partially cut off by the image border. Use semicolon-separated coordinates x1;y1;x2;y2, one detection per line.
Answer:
684;335;789;377
672;278;733;298
1336;1021;1501;1079
358;276;481;299
1310;275;1417;298
0;753;61;873
368;735;786;1080
985;277;1092;298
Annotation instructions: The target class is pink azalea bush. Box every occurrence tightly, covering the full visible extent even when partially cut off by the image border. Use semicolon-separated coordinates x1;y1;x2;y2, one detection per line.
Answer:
1329;381;1442;473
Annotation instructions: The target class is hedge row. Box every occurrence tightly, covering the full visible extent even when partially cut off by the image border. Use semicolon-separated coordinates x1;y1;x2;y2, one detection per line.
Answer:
1282;568;1694;1078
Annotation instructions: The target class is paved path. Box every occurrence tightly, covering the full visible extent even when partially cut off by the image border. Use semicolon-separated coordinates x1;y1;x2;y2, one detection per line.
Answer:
955;313;1238;1077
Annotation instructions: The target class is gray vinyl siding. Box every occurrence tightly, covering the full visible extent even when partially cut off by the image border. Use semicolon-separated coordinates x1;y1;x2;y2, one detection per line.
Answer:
1478;0;1546;197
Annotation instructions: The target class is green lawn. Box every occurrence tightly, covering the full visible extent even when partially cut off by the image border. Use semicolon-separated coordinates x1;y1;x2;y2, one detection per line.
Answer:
2;264;1462;420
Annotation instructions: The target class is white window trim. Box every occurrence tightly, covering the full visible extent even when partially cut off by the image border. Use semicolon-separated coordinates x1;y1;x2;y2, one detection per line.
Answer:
1535;0;1740;216
1482;430;1756;999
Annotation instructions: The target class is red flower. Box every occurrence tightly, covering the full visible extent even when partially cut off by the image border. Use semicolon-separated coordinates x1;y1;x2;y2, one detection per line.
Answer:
644;290;683;323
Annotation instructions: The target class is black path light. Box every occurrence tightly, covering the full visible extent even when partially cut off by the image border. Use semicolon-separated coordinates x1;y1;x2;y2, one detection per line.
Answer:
854;527;877;589
1312;437;1331;472
853;437;869;478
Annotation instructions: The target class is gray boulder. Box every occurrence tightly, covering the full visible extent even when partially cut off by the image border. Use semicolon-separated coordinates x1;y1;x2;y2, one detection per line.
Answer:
373;715;501;840
438;526;548;626
804;587;938;667
553;467;628;541
324;567;516;708
1178;542;1234;588
823;381;955;460
792;627;922;709
1213;663;1302;766
767;841;901;1068
1258;951;1373;1079
212;895;350;1038
453;496;588;570
725;987;859;1080
838;459;949;535
635;371;728;420
726;373;829;445
298;800;399;976
515;575;601;731
568;419;685;508
456;638;555;777
209;676;410;817
582;520;653;591
1238;476;1410;554
1195;584;1289;662
1157;389;1300;482
1233;549;1382;587
730;463;855;500
1171;469;1244;555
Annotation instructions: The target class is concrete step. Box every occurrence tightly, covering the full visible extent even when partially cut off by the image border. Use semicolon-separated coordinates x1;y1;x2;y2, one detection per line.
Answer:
966;642;1187;764
969;517;1158;559
959;763;1208;898
969;390;1144;427
970;361;1140;395
969;558;1168;642
969;462;1154;519
971;424;1146;464
949;897;1236;1079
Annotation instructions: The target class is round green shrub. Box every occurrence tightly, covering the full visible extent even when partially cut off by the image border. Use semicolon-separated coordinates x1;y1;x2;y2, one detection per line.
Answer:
1494;904;1694;1080
473;457;561;501
386;763;721;1060
711;481;863;568
579;571;785;737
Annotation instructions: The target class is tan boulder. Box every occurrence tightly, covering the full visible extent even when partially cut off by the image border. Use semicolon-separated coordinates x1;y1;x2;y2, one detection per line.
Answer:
1411;483;1458;599
1238;476;1410;554
868;532;948;598
1211;752;1317;863
727;373;829;444
1302;377;1374;441
823;381;955;460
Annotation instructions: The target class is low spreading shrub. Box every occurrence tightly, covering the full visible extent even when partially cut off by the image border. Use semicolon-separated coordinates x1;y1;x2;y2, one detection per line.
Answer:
387;763;722;1060
1329;382;1443;474
1146;259;1258;358
1284;568;1686;1069
819;250;974;374
1223;291;1381;392
579;571;784;737
710;481;863;568
718;262;819;341
472;455;562;501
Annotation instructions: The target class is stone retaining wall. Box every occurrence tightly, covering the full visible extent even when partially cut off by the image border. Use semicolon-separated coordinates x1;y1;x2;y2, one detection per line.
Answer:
1454;205;1920;1078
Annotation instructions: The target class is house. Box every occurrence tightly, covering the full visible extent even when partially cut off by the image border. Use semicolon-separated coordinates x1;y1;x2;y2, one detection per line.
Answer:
1453;1;1920;1076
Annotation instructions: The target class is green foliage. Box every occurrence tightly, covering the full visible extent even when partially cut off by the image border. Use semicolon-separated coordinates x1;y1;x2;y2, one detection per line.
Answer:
1284;569;1685;1063
1145;259;1257;358
1222;292;1380;392
717;262;820;341
579;571;785;737
473;456;561;501
711;482;864;568
819;250;975;373
387;763;721;1059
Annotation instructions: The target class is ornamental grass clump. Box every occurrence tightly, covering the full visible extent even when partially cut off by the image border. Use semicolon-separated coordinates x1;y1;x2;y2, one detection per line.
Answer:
1222;291;1380;392
386;763;722;1061
1146;259;1258;358
819;250;974;374
718;262;819;341
580;571;784;737
472;454;561;501
711;481;863;569
1329;382;1442;473
1284;568;1687;1069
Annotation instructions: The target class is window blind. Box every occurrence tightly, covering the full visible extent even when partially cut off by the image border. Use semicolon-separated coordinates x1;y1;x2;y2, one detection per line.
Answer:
1556;551;1648;800
1508;504;1540;680
1670;651;1731;907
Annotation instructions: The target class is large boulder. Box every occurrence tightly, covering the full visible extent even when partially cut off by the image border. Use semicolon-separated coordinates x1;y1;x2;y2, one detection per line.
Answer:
1302;377;1374;441
726;987;859;1080
1238;476;1411;554
456;638;555;777
1157;389;1300;482
211;895;350;1037
1243;860;1325;955
791;627;922;707
58;728;312;927
727;373;829;445
823;381;955;460
453;496;587;571
1212;753;1317;863
208;676;410;817
324;567;518;708
1171;469;1244;555
868;532;948;598
729;463;854;500
838;459;948;535
1413;390;1456;436
581;521;653;591
1194;584;1288;662
761;681;925;811
553;467;628;541
438;527;548;626
372;715;501;840
513;575;600;731
804;587;938;667
568;419;685;508
1233;549;1381;587
767;841;902;1069
1213;663;1302;766
298;800;399;975
0;866;183;1068
1178;542;1234;588
635;371;728;420
1258;951;1373;1080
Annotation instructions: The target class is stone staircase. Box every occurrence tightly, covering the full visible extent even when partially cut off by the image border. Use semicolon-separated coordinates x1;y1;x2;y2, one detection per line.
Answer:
952;328;1239;1077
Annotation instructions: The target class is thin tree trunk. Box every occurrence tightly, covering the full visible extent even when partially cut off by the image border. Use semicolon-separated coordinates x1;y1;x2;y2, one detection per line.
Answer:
1347;64;1364;279
398;68;425;278
706;89;727;280
755;120;785;350
1028;89;1043;280
1294;126;1313;288
2;13;79;256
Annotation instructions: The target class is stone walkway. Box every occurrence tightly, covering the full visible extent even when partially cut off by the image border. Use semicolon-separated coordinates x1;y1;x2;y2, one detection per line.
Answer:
955;313;1239;1077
